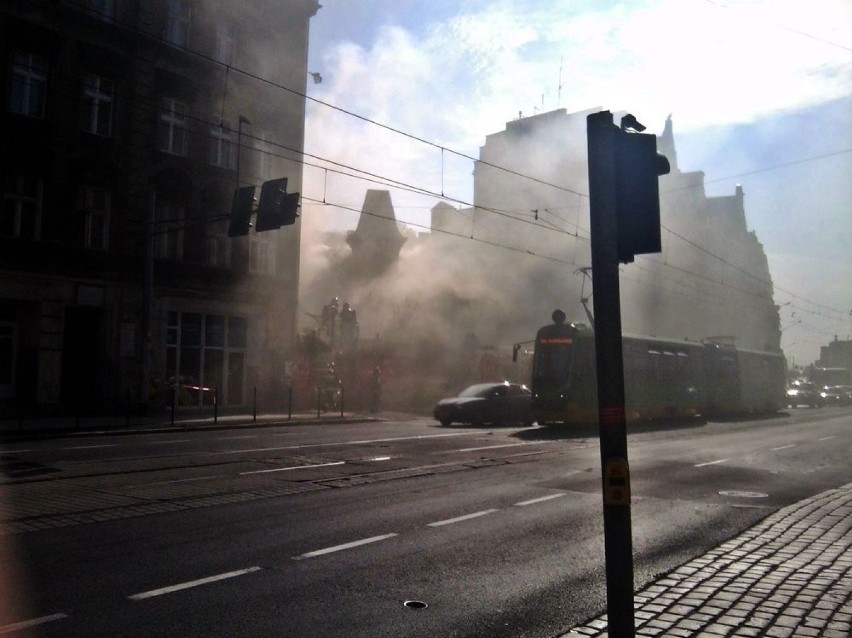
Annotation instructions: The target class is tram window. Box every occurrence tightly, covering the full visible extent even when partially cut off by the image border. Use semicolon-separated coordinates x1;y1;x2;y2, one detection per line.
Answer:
534;344;572;381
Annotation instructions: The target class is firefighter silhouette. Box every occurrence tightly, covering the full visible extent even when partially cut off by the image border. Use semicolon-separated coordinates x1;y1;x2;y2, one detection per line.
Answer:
339;302;359;350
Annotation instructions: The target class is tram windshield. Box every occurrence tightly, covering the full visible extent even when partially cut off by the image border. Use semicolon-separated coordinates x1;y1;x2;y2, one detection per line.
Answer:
533;336;573;386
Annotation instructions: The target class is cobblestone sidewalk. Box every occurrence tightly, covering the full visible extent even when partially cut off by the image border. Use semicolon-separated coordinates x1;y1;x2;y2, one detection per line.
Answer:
560;483;852;637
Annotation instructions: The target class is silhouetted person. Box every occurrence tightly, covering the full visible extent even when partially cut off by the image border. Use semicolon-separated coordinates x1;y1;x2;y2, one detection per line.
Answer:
321;297;340;338
339;302;359;350
369;366;382;413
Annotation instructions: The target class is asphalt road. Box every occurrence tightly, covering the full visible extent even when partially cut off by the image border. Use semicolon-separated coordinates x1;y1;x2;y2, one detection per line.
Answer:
1;407;850;637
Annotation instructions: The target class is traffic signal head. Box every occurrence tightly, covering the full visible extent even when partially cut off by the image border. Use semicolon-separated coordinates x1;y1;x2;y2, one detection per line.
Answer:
614;129;670;263
227;185;255;237
256;178;300;231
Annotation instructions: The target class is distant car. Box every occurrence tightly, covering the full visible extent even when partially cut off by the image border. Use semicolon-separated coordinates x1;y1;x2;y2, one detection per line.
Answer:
820;386;851;406
834;386;852;405
433;382;534;427
786;382;822;408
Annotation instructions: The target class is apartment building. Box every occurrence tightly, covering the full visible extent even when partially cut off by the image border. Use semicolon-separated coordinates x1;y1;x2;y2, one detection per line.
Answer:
0;0;320;415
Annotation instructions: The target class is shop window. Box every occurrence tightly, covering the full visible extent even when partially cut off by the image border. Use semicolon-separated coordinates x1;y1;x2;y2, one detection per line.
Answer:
165;312;247;407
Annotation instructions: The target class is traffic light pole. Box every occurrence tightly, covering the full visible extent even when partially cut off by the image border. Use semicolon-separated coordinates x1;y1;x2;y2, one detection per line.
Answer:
586;110;635;637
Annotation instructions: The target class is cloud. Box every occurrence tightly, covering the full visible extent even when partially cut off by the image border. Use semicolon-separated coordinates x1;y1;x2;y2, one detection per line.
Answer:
302;0;852;365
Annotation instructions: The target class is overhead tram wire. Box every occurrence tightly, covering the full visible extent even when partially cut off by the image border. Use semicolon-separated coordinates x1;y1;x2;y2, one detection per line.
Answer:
299;195;575;265
702;0;852;54
61;0;852;326
36;59;851;329
62;0;586;201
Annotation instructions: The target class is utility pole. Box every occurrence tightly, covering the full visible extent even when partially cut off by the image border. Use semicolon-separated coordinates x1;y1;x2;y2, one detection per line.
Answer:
587;110;634;637
141;189;155;412
586;109;670;637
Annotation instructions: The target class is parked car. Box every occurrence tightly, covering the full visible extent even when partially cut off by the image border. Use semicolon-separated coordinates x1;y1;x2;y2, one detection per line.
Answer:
786;381;822;408
433;381;534;427
834;386;852;405
820;386;852;406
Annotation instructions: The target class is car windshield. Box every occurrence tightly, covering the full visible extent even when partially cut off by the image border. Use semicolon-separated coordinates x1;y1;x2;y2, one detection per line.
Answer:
459;383;505;398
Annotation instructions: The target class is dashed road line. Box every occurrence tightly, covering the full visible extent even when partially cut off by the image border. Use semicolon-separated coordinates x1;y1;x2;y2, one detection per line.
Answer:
514;493;566;507
818;435;835;441
294;533;399;559
143;439;193;445
128;567;262;600
453;442;548;453
240;461;345;476
695;458;728;467
428;509;498;527
0;613;68;634
64;444;118;450
771;444;796;451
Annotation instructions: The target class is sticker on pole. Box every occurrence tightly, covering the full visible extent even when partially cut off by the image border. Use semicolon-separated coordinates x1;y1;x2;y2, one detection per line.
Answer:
603;457;630;506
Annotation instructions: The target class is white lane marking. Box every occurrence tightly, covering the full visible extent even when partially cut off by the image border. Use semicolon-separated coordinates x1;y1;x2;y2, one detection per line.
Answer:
144;439;193;445
240;461;345;475
453;442;547;453
65;444;118;450
104;432;472;462
218;432;471;455
771;444;795;451
428;509;498;527
218;435;256;441
514;493;566;507
0;613;68;634
128;567;262;601
695;458;728;467
295;534;398;559
818;436;836;441
0;449;31;455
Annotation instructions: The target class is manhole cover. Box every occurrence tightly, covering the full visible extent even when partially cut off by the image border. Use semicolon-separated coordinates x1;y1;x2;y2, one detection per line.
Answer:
403;600;428;609
719;490;768;498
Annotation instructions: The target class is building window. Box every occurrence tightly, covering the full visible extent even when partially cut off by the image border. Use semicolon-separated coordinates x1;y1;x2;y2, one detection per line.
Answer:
1;174;42;240
166;311;246;406
81;73;114;137
153;199;184;260
249;231;275;274
209;119;235;169
89;0;116;21
75;185;111;250
9;52;48;119
164;0;191;47
206;215;231;268
214;23;236;66
158;98;188;156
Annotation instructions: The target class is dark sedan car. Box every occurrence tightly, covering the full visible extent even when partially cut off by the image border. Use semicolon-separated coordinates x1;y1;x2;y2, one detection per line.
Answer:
433;381;534;427
786;381;822;408
820;386;852;406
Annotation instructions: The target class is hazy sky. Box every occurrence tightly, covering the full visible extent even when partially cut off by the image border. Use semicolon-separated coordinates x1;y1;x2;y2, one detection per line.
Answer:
302;0;852;367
